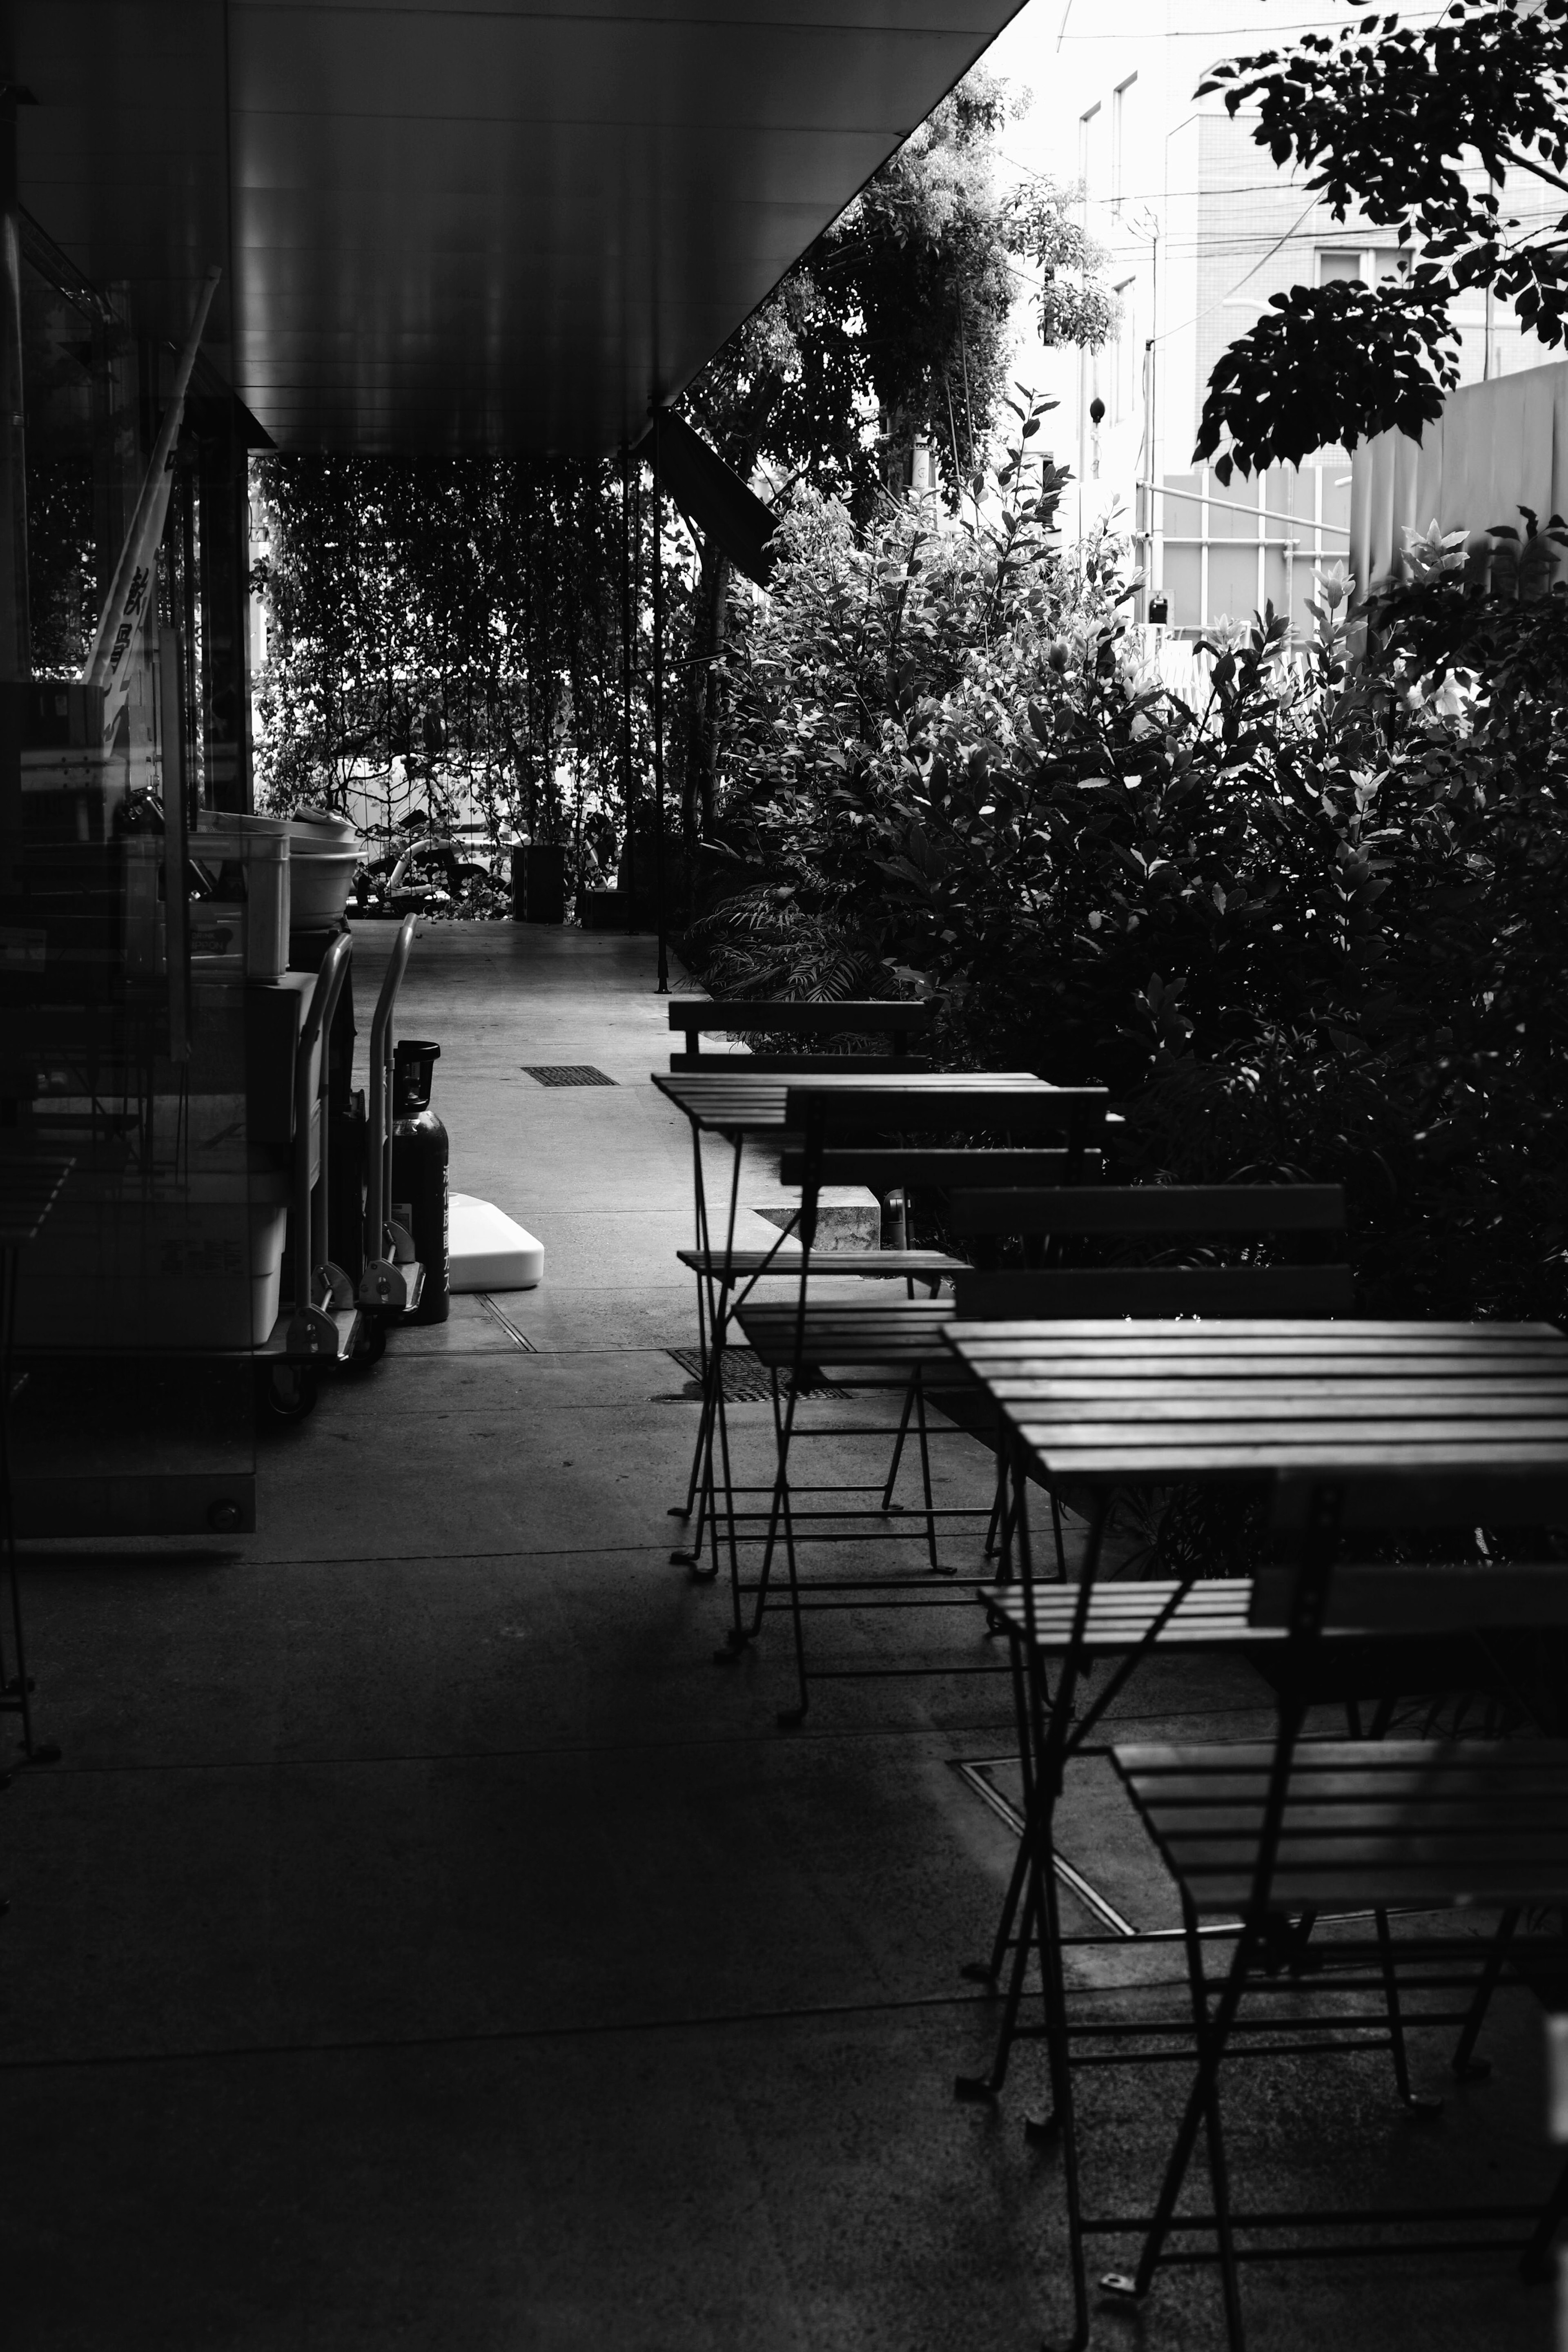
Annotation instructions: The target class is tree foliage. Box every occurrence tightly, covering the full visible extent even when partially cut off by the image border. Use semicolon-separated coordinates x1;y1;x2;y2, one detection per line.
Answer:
1196;0;1568;477
687;70;1023;515
253;454;635;879
693;417;1568;1324
255;68;1115;876
673;69;1036;843
1011;177;1121;354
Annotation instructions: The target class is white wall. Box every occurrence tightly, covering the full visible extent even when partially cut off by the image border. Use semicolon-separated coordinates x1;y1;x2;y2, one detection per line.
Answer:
983;0;1537;589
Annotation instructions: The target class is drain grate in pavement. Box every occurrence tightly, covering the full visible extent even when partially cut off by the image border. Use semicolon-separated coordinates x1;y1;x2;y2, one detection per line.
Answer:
473;1293;537;1350
953;1757;1390;1942
955;1758;1142;1937
666;1346;853;1402
522;1064;617;1086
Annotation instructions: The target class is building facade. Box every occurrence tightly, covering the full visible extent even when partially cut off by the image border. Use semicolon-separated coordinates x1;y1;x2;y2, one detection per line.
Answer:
989;0;1557;640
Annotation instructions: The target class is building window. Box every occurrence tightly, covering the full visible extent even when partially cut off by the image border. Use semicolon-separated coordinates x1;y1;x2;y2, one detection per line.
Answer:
1111;76;1136;216
1319;245;1411;288
1078;100;1100;193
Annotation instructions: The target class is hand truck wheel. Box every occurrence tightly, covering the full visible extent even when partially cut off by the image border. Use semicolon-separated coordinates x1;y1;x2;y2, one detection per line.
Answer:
259;1360;319;1421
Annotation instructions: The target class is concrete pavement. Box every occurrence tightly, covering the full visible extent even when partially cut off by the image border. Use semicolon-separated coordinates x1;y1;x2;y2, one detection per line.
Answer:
1;921;1553;2352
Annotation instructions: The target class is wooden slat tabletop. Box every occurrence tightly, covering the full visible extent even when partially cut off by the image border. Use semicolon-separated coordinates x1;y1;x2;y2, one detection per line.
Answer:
653;1069;1051;1135
944;1318;1568;1485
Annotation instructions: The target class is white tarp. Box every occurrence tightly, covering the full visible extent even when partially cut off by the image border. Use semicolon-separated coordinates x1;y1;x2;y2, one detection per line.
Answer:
1350;359;1568;592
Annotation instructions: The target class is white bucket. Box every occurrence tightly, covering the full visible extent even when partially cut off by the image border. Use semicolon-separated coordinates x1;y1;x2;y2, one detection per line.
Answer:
287;808;360;926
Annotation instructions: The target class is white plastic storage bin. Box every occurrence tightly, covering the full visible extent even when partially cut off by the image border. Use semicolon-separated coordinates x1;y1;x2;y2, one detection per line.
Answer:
250;1199;289;1342
287;807;360;925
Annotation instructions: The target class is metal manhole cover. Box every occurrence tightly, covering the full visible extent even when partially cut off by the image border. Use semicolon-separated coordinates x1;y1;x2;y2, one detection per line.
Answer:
521;1065;616;1087
666;1346;853;1402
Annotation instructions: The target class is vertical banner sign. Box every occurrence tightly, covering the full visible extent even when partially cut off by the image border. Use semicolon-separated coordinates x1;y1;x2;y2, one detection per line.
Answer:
80;267;221;747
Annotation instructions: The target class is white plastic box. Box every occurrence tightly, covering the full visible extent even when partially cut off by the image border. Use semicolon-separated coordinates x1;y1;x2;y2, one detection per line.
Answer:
449;1194;544;1290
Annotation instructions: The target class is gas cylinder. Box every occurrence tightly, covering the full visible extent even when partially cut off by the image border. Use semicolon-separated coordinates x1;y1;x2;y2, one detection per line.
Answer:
390;1038;450;1323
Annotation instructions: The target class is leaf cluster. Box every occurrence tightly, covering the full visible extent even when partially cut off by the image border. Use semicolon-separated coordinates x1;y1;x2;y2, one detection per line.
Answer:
1196;0;1568;472
685;68;1068;515
252;452;638;862
695;414;1568;1323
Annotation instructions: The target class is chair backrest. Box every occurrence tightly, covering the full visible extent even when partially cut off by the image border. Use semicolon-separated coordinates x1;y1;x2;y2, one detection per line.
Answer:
668;1000;933;1070
954;1264;1356;1319
1252;1462;1568;1632
951;1183;1345;1238
783;1083;1108;1145
783;1083;1110;1259
950;1183;1352;1320
1252;1556;1568;1631
676;1052;931;1074
779;1147;1102;1190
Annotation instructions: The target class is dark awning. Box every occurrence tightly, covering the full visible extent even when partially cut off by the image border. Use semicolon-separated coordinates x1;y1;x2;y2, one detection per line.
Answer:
645;412;777;585
13;2;1025;456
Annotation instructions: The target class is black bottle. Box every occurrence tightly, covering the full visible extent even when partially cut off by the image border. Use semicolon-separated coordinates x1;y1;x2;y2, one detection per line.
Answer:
390;1039;450;1324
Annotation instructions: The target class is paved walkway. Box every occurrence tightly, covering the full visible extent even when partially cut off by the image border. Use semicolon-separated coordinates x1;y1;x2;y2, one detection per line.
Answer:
3;923;1551;2351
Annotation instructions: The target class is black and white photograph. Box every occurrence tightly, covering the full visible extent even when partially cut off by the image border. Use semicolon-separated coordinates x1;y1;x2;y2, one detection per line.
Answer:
4;3;1568;2346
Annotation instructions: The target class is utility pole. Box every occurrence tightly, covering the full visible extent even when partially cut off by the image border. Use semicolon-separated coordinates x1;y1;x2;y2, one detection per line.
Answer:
0;75;27;887
650;412;669;994
620;447;636;934
0;78;27;686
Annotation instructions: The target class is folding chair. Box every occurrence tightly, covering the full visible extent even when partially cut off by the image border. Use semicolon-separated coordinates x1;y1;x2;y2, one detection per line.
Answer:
946;1186;1361;2088
666;995;934;1073
665;997;944;1559
1033;1459;1568;2348
677;1145;1104;1581
726;1083;1108;1723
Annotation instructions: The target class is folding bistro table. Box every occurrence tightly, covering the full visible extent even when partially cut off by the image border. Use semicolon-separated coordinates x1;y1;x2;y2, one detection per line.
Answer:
942;1315;1568;2349
652;1068;1054;1572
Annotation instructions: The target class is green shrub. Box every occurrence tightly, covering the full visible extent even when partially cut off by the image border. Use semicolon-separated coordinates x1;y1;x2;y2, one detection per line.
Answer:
693;419;1568;1321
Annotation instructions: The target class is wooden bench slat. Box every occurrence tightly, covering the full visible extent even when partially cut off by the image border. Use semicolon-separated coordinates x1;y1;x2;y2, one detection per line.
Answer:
994;1393;1568;1426
947;1318;1566;1347
978;1371;1568;1400
1016;1437;1568;1470
1118;1738;1568;1772
668;999;934;1034
670;1053;932;1074
1012;1415;1568;1447
1112;1735;1568;1911
951;1184;1347;1236
1178;1864;1568;1910
953;1267;1356;1320
778;1148;1101;1187
677;1249;962;1277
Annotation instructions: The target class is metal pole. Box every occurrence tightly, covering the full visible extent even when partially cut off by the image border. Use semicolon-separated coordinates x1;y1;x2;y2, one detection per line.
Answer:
1147;214;1159;616
158;615;189;1061
0;80;27;887
0;84;28;683
621;447;635;934
650;414;669;994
